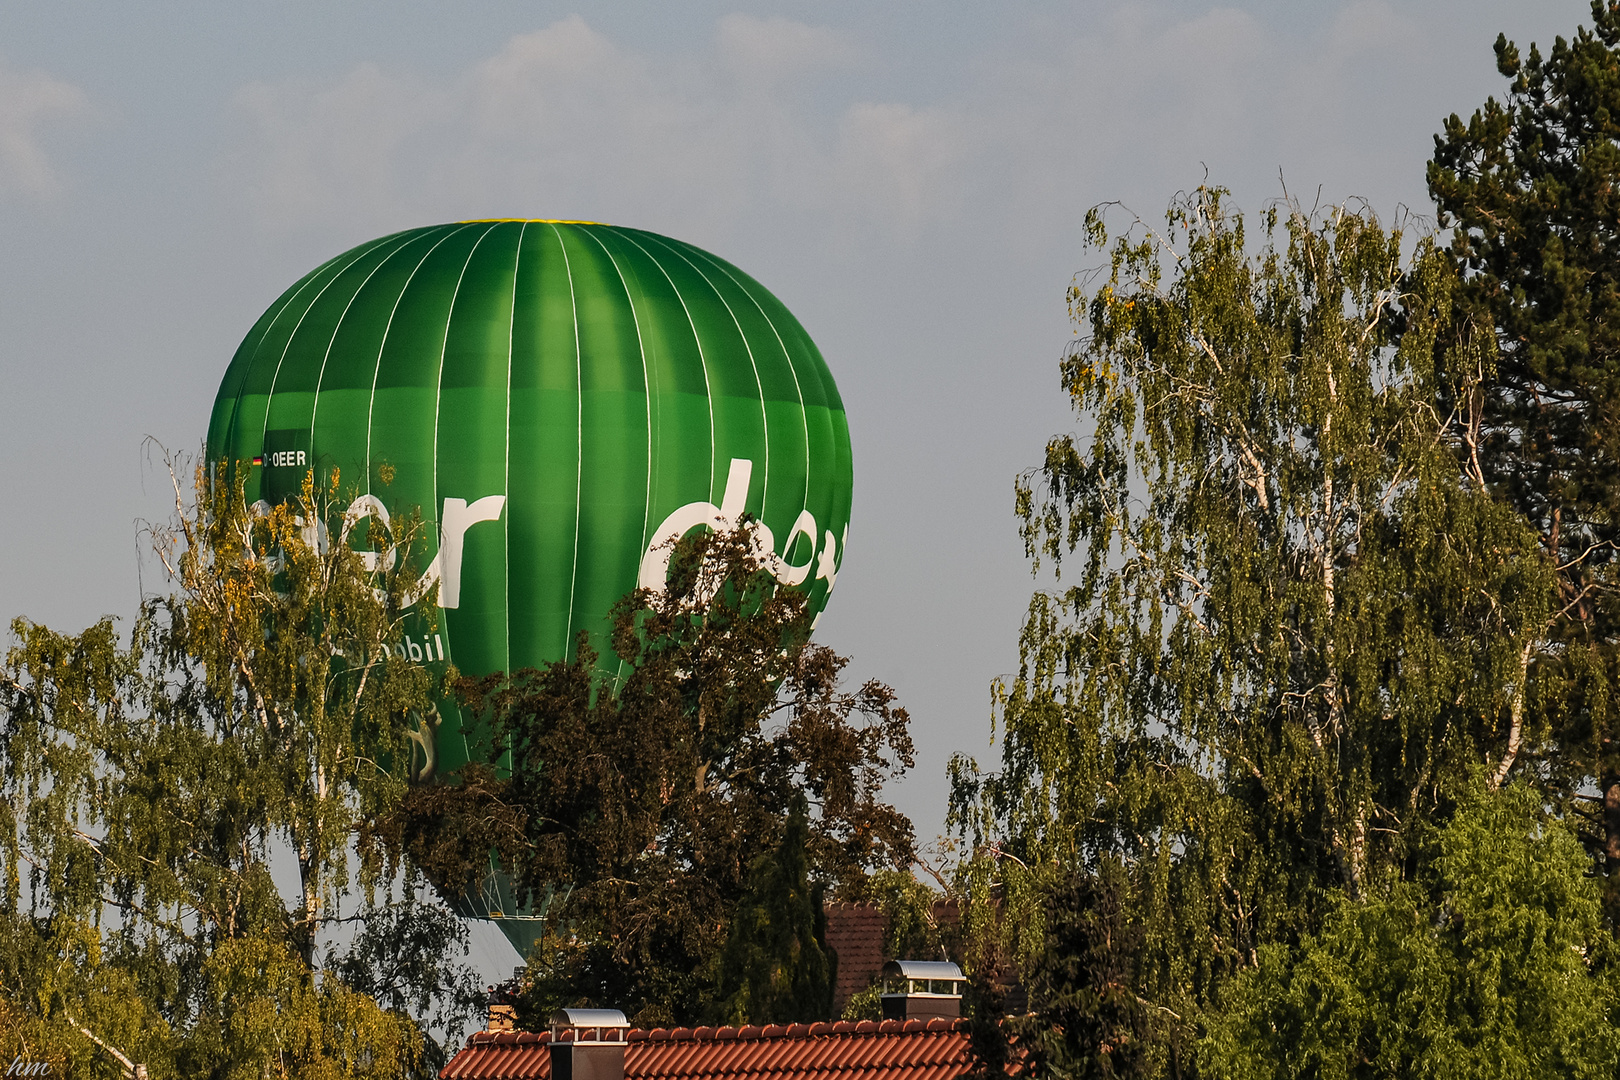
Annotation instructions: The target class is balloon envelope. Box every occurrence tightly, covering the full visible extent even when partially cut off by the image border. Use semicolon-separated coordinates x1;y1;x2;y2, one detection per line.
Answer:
207;220;853;780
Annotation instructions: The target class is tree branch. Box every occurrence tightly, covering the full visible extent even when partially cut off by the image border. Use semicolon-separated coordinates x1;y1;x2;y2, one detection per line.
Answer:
1491;633;1537;789
64;1012;140;1078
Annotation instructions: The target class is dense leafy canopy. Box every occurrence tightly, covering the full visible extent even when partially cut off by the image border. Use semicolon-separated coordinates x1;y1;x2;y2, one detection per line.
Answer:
389;525;917;1028
1204;780;1619;1080
0;461;479;1078
950;191;1558;1074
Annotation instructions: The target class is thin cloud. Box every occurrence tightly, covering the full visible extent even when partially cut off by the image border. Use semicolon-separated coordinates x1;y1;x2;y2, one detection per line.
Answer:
234;62;442;229
0;60;89;198
226;15;968;243
225;4;1497;266
715;13;855;86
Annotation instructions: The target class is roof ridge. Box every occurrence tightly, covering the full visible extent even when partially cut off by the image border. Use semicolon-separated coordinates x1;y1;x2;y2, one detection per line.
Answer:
467;1017;969;1048
633;1018;968;1042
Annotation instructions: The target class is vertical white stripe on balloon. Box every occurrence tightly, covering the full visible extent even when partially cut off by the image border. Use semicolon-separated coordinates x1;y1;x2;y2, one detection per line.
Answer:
548;223;584;661
505;223;526;678
307;232;422;476
639;232;772;524
432;223;497;772
576;225;652;686
364;226;477;504
685;245;812;538
615;230;717;509
578;228;653;552
431;223;499;565
221;236;386;460
259;236;399;470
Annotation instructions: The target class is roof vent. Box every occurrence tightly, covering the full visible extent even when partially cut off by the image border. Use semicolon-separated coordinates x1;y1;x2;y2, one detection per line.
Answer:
880;960;965;1022
548;1009;630;1080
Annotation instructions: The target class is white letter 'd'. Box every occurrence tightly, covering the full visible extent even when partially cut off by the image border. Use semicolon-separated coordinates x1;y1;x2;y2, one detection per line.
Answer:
638;459;753;593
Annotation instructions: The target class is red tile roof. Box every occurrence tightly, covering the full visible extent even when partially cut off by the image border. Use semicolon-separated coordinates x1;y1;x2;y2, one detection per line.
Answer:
440;1018;984;1080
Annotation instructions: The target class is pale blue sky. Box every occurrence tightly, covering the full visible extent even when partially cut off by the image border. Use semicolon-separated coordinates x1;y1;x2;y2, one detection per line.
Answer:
0;0;1592;887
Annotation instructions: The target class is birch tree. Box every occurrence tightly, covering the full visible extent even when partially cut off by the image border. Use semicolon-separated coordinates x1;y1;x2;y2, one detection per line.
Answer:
0;458;477;1078
950;190;1556;1069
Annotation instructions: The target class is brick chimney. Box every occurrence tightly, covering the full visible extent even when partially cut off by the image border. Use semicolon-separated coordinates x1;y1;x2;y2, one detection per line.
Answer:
880;960;965;1021
547;1009;630;1080
484;985;518;1032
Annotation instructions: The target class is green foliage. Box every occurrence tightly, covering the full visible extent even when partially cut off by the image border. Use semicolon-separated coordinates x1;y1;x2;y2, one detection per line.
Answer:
392;524;916;1028
715;801;834;1025
847;867;952;963
0;995;74;1076
1429;0;1620;903
831;867;957;1024
950;190;1556;1070
1203;780;1620;1080
1011;860;1155;1080
841;983;883;1022
0;459;479;1076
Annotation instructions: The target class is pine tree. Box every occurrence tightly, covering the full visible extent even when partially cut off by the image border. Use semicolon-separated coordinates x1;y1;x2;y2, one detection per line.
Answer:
1429;0;1620;911
715;801;835;1025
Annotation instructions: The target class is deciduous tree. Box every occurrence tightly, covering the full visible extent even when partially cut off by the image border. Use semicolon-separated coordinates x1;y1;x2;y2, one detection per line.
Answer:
1203;779;1620;1080
390;524;917;1028
950;190;1554;1071
0;458;479;1077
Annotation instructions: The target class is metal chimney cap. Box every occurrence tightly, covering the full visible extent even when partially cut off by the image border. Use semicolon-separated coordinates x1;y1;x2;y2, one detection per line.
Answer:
879;960;965;1022
881;960;964;981
551;1008;631;1043
552;1009;630;1027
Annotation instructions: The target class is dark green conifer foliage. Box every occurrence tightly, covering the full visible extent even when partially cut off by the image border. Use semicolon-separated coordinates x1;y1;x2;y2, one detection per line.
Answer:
950;191;1555;1074
715;801;835;1025
1428;0;1620;902
1013;861;1153;1080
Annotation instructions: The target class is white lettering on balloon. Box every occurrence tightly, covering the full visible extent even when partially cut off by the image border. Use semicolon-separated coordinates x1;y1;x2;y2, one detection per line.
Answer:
414;495;507;609
327;469;840;620
775;509;818;587
341;494;398;572
332;492;508;611
637;458;842;596
638;457;755;593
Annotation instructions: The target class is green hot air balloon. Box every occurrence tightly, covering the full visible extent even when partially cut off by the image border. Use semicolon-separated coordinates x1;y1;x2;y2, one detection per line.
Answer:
207;217;852;787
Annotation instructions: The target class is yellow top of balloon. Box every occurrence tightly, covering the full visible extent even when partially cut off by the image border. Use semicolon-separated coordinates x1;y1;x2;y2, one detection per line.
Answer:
459;218;610;225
